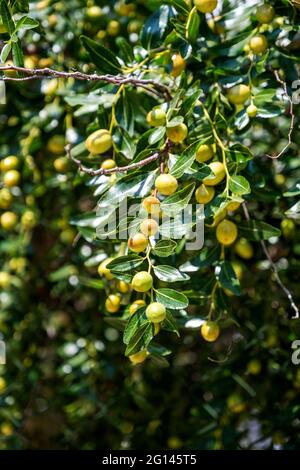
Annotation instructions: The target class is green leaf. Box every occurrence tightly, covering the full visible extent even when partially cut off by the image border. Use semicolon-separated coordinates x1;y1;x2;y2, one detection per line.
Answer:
160;182;195;215
14;15;38;33
140;5;176;50
123;308;147;345
285;201;300;220
113;126;136;160
186;7;199;44
148;126;166;146
12;39;24;67
0;42;12;63
125;323;153;356
163;0;190;15
106;255;144;273
0;0;15;35
80;35;121;74
155;288;189;310
171;141;202;178
216;261;241;296
115;37;134;64
153;265;190;282
229;175;251;196
237;221;281;241
198;245;221;269
162;310;180;336
253;88;276;105
152;239;177;257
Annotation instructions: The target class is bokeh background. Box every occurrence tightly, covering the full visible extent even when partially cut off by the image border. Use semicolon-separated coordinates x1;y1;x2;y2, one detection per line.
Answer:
1;0;300;450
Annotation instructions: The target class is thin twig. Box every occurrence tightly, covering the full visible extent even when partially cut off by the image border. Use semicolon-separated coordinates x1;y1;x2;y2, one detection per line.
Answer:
242;203;299;319
266;69;295;159
0;64;172;99
65;144;161;176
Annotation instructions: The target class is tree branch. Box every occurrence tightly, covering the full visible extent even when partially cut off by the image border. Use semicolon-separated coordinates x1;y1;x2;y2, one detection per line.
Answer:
0;64;172;100
242;202;299;319
266;69;295;159
65;144;161;176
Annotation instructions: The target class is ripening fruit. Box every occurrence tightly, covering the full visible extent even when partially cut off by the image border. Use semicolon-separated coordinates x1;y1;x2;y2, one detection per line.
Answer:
227;84;251;105
216;219;238;246
0;156;18;172
0;422;13;436
194;0;218;13
101;159;116;170
142;196;160;217
226;201;240;212
118;280;130;294
85;129;113;155
247;359;262;375
47;135;65;154
256;4;275;24
21;210;37;229
246;104;258;118
0;271;11;289
232;261;243;281
146;109;166;127
129;350;147;365
98;258;114;280
171;53;186;77
53;156;69;172
146;302;167;323
140;219;159;237
3;169;20;187
0;211;18;230
281;218;295;239
0;23;7;34
0;188;13;209
166;123;188;143
195;184;215;204
107;20;120;36
203;162;225;186
201;321;220;342
115;1;135;16
86;5;102;18
131;272;153;293
129;299;146;315
155;174;178;196
227;394;245;413
105;294;121;313
195;144;214;163
249;34;268;54
0;377;6;393
234;238;254;259
128;233;148;253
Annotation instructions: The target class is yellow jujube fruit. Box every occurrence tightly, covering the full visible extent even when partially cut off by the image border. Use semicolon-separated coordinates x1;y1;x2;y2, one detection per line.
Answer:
195;144;214;163
21;210;37;229
0;188;13;209
246;104;258;118
256;4;275;23
146;302;167;323
101;159;116;170
47;135;65;154
203;162;225;186
166;123;188;143
216;219;238;246
3;169;20;187
53;157;69;173
195;184;215;204
140;219;159;237
107;20;120;37
98;258;114;280
155;174;178;196
142;196;161;216
0;211;18;230
129;350;147;365
171;53;186;77
234;238;254;259
146;109;166;127
0;377;6;393
117;280;130;294
227;84;251;105
227;394;245;413
85;129;113;155
129;299;146;316
201;321;220;342
128;233;148;253
194;0;218;13
86;6;103;18
131;272;153;293
105;294;121;313
249;34;268;54
226;201;241;212
0;156;18;172
0;271;11;289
